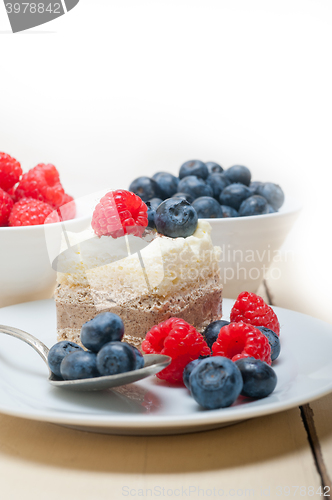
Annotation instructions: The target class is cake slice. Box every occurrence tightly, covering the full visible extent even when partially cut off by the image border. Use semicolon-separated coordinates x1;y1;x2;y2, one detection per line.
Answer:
54;192;223;348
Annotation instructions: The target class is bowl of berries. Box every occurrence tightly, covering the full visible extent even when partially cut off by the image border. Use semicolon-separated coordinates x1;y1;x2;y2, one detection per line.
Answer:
128;160;301;298
0;152;91;308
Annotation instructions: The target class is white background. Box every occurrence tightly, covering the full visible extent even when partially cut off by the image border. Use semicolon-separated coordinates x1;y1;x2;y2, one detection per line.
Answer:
0;0;331;322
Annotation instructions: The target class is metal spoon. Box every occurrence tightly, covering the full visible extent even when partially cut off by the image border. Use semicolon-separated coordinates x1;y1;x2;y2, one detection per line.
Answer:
0;324;171;392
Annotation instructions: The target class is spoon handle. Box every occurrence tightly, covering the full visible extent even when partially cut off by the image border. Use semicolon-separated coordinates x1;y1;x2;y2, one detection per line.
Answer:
0;325;50;366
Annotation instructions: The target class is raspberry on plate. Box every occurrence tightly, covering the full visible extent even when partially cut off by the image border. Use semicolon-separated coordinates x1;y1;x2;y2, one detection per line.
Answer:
92;190;148;238
0;152;22;192
212;321;272;365
15;163;67;209
0;188;14;226
8;198;54;226
142;317;210;384
230;291;280;336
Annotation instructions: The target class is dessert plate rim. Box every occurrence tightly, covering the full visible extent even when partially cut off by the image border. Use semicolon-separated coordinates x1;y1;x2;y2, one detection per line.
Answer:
0;298;331;435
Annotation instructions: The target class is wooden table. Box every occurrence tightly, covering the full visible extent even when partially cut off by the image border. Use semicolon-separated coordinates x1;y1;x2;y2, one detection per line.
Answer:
0;283;331;500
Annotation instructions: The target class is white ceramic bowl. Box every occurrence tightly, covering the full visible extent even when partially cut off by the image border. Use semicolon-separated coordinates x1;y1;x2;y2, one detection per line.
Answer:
206;197;301;298
0;199;92;308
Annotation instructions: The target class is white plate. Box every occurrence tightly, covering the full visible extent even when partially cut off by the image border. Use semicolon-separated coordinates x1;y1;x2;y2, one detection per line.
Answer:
0;299;332;435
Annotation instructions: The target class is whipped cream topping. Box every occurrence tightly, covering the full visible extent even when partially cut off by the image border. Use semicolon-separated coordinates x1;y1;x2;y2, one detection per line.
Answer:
56;220;221;297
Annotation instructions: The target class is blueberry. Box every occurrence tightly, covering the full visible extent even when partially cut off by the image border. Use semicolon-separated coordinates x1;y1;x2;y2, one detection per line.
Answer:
96;341;136;376
172;192;195;204
206;173;231;200
224;165;251;186
80;312;125;352
154;198;198;238
152;172;179;199
256;182;285;210
219;183;252;210
220;205;239;218
235;358;277;399
179;160;208;180
205;161;224;174
192;196;223;219
256;326;280;361
189;357;243;409
146;204;155;228
48;341;84;378
129;176;161;201
183;359;203;389
130;345;145;369
177;176;213;200
239;195;269;217
267;204;276;213
60;351;99;380
248;181;263;195
202;320;230;349
148;197;163;207
146;198;163;229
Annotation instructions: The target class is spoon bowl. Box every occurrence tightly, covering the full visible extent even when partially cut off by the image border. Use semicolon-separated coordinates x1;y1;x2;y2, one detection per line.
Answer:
0;324;171;391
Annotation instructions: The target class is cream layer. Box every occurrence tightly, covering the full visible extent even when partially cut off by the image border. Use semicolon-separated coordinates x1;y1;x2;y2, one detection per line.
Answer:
56;220;221;298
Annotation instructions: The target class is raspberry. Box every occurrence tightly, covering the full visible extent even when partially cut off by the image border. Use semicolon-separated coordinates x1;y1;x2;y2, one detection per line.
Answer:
92;190;148;238
44;194;76;224
0;152;22;192
142;317;210;384
15;163;67;209
8;198;54;226
230;291;280;336
57;193;76;221
212;322;271;365
6;185;17;200
0;188;14;226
